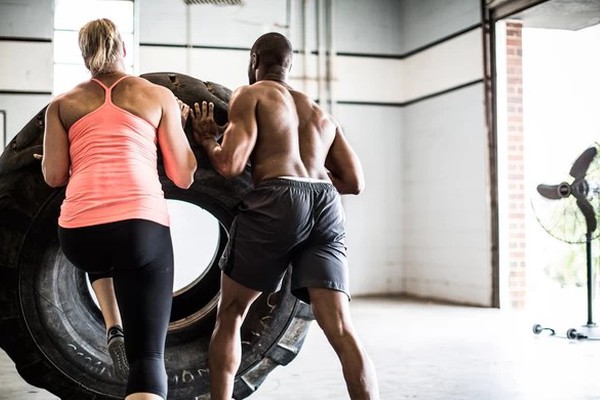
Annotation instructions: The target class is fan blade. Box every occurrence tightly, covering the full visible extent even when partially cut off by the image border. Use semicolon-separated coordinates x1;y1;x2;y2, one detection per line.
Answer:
570;146;597;179
575;196;597;234
537;184;563;200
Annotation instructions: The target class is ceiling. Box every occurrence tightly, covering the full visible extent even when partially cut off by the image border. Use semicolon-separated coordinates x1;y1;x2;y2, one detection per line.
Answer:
511;0;600;30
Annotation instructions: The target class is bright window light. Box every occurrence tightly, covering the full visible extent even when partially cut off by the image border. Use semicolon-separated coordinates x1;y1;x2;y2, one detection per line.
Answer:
53;0;135;95
54;0;134;32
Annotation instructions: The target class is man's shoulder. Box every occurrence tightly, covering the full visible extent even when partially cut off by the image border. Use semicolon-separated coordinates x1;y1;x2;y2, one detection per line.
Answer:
230;84;262;104
234;84;260;95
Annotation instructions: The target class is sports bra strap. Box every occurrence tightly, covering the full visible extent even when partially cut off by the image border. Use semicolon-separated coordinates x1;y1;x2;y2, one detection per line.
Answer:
90;75;130;101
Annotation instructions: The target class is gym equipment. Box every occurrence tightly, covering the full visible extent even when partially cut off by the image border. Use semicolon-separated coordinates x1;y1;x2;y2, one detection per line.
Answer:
0;72;313;399
531;143;600;340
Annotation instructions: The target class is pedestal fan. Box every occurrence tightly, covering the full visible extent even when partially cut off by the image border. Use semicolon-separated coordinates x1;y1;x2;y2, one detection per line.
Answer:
531;143;600;340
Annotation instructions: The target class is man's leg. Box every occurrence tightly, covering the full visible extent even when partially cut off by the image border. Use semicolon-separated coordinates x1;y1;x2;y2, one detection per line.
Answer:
209;273;262;400
308;288;380;400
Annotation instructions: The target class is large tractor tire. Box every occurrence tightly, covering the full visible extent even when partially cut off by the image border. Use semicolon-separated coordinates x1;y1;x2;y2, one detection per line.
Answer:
0;72;314;399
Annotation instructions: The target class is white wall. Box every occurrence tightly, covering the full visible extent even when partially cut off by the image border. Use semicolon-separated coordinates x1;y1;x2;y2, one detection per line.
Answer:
401;84;490;305
395;0;491;306
0;0;53;144
0;0;494;306
0;95;50;144
136;0;491;305
400;0;481;52
336;105;404;294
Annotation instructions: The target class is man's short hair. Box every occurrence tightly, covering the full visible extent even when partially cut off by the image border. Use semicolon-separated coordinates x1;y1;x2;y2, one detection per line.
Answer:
251;32;293;70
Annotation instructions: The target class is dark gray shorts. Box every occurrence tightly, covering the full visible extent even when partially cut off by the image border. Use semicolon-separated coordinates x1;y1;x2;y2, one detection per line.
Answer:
219;178;350;304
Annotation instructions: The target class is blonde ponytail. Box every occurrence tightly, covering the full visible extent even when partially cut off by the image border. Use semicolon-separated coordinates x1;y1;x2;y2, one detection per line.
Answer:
78;18;123;74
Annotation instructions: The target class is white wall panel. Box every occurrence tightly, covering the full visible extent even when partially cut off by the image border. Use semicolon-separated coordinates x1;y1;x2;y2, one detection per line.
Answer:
402;28;483;102
187;1;288;48
289;53;326;100
400;0;480;53
0;111;5;149
0;95;50;143
401;84;491;306
139;0;188;45
0;0;54;39
336;104;403;295
188;49;251;90
0;42;53;92
139;47;248;91
332;30;482;105
138;47;189;77
140;0;287;48
335;0;403;55
334;56;403;103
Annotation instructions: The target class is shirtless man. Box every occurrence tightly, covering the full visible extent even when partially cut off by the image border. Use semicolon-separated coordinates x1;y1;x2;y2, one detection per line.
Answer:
190;32;380;400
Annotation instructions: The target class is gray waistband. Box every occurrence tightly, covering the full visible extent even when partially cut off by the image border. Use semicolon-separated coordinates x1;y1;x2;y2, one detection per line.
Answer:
256;177;336;191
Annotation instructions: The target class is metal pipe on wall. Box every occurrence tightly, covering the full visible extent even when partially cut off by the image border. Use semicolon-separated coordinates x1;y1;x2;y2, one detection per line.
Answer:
133;0;140;75
186;4;192;74
316;0;336;115
303;0;310;93
317;0;326;110
286;0;292;38
326;0;336;116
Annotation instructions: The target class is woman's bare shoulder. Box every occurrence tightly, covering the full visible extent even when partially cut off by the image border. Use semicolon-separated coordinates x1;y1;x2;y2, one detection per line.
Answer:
127;76;174;100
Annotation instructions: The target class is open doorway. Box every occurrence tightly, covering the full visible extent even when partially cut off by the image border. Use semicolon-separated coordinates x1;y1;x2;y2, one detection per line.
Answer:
494;0;600;326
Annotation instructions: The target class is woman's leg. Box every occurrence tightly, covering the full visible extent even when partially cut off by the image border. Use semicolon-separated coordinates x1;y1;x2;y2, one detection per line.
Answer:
88;274;129;381
111;220;174;399
59;221;173;399
90;276;122;331
125;393;163;400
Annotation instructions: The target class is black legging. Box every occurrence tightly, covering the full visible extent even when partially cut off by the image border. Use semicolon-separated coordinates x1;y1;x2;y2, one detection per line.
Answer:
58;219;173;399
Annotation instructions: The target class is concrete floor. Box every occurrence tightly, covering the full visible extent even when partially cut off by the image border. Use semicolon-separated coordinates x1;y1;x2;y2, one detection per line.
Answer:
1;297;600;399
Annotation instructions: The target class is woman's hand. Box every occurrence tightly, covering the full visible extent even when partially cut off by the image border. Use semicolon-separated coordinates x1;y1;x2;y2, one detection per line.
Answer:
176;98;190;128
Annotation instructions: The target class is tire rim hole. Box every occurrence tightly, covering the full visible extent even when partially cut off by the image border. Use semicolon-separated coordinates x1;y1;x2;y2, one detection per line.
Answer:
83;199;221;311
167;199;220;295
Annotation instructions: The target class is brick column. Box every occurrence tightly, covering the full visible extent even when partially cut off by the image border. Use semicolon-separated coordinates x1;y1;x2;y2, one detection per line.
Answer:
505;21;526;309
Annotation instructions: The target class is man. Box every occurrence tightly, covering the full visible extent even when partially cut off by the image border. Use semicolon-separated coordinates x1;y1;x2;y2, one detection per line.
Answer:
190;32;380;400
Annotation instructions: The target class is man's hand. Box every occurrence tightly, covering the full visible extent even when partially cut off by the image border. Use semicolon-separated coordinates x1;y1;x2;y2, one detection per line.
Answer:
190;101;224;146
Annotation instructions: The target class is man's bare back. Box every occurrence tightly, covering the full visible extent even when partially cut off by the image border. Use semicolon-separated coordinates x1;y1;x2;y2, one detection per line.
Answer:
191;80;363;194
245;80;335;183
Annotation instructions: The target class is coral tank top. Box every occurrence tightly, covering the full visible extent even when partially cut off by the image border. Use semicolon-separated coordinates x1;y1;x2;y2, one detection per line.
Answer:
58;76;169;228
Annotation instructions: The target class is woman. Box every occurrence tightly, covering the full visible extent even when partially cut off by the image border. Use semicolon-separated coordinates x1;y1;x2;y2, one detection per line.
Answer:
41;18;197;400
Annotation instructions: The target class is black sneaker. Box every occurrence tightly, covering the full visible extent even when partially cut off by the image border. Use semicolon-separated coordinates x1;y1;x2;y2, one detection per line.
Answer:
107;325;129;382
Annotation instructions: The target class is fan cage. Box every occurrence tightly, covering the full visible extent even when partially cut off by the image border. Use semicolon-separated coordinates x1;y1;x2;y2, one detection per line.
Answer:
531;143;600;244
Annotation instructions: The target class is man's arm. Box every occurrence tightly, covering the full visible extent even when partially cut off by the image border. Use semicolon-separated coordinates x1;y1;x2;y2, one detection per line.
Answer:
42;99;70;187
325;122;365;195
191;87;258;178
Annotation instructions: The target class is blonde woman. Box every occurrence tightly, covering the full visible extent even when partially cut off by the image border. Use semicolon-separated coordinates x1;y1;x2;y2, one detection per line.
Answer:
41;18;196;400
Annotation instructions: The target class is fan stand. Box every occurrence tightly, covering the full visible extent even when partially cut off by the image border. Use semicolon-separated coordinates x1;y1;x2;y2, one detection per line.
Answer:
533;144;600;340
584;232;595;327
533;232;600;340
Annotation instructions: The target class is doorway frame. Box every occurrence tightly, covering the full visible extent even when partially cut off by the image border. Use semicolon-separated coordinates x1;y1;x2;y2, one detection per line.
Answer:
481;0;550;308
